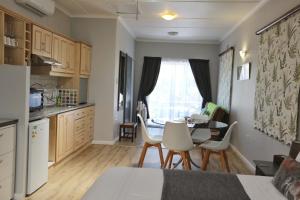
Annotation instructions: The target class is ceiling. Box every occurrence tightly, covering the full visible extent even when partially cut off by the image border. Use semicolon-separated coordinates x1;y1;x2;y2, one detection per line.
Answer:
55;0;266;43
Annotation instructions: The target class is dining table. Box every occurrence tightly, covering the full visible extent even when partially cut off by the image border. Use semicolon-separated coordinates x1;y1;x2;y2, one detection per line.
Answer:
149;119;228;169
183;120;228;168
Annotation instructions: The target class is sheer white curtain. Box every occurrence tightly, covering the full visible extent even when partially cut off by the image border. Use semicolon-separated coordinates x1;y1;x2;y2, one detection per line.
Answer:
148;58;203;122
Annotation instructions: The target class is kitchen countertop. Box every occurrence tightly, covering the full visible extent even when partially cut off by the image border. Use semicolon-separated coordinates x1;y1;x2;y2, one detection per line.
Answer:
0;119;18;128
29;103;95;122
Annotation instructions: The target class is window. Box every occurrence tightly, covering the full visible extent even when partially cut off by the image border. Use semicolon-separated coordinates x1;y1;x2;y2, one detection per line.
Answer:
148;58;203;122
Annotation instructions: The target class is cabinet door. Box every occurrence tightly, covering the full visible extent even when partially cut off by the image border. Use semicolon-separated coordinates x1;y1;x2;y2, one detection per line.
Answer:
60;38;69;72
32;25;43;56
56;112;74;162
64;112;74;155
51;34;63;72
42;29;52;58
52;35;60;62
80;44;87;75
68;41;75;74
86;46;91;75
56;114;66;162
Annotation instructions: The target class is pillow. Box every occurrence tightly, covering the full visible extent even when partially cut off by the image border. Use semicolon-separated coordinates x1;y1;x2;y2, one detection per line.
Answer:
272;158;300;200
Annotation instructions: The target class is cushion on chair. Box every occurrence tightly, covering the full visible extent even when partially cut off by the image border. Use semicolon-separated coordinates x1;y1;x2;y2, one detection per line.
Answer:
272;158;300;200
201;102;218;118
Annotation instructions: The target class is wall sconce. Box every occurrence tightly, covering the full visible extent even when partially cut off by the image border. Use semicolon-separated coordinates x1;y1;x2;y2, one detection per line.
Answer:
239;50;247;58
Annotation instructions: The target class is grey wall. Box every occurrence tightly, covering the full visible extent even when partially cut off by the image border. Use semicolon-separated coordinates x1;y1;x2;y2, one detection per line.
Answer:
113;20;135;138
71;18;118;142
220;0;300;164
0;65;30;200
134;41;220;115
0;0;71;36
71;18;135;142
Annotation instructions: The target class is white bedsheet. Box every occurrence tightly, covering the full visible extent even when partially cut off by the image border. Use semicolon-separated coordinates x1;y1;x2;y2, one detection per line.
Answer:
82;167;286;200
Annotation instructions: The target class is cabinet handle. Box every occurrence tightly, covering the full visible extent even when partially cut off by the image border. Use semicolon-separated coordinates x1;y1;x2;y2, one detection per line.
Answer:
0;133;3;137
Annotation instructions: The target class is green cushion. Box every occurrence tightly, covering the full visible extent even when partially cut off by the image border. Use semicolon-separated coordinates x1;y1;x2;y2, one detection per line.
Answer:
204;102;219;118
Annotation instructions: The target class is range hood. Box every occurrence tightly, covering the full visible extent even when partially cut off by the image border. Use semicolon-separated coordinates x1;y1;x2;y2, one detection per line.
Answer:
31;54;62;66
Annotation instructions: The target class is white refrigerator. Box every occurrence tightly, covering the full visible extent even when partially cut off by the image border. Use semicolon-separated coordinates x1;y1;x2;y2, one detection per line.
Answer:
27;118;49;195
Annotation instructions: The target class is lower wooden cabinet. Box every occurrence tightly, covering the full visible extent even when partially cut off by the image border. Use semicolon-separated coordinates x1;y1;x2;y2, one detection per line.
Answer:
56;111;74;162
56;106;94;162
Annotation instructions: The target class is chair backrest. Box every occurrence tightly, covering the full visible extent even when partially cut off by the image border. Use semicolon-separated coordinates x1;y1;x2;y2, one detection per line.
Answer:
162;121;194;152
137;114;152;143
217;121;238;150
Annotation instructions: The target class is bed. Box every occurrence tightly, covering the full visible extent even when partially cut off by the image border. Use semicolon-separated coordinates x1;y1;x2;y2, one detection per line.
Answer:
82;167;286;200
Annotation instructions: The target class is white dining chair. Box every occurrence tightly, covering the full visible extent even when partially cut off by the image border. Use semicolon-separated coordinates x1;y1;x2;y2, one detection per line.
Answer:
200;121;238;172
162;121;194;170
137;114;164;168
191;128;211;159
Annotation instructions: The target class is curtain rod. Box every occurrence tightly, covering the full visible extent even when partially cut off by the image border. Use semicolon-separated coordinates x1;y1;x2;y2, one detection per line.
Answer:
219;47;234;57
256;4;300;35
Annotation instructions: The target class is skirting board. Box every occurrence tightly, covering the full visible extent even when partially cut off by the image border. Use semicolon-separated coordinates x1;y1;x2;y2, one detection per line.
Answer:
14;193;25;200
92;137;119;145
230;144;256;174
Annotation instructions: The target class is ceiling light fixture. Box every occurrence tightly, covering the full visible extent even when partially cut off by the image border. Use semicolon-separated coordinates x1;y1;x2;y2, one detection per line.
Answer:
168;31;178;36
161;11;177;21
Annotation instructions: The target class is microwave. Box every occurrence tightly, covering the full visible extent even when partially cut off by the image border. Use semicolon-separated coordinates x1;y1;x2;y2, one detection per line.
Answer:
29;88;44;112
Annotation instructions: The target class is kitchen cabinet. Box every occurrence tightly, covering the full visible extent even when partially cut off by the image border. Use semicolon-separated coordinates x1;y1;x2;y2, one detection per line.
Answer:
80;43;92;77
55;106;94;163
56;111;74;162
51;34;75;75
32;25;52;58
0;125;16;200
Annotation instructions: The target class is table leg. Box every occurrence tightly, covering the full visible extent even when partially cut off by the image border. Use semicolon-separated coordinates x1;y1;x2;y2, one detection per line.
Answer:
173;156;201;169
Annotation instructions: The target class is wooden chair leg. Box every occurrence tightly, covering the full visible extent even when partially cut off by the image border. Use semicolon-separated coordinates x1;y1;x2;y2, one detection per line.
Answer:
185;151;192;170
222;150;230;173
200;148;205;161
180;152;190;170
168;151;174;169
157;144;164;168
219;151;227;171
163;151;171;169
201;149;211;171
138;143;149;168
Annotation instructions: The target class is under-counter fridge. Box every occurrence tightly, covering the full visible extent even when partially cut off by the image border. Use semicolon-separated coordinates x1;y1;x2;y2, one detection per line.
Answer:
27;118;49;195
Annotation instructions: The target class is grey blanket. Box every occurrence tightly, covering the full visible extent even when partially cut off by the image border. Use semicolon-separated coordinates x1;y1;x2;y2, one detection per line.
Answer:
161;170;251;200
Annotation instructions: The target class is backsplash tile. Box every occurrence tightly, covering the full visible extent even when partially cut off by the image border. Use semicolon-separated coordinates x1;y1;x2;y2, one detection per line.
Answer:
30;75;58;89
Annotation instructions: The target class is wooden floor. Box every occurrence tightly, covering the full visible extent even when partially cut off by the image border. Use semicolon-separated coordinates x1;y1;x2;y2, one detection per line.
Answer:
26;128;252;200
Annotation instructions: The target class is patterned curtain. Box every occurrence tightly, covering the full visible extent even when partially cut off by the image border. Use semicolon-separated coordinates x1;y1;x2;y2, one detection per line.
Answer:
217;48;234;112
254;11;300;144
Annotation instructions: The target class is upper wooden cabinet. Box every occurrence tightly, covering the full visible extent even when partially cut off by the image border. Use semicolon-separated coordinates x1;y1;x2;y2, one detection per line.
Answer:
51;34;75;75
32;25;52;58
80;43;92;77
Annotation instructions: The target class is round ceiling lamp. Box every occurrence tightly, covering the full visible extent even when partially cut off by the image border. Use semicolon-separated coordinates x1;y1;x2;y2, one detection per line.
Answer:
161;11;178;21
168;31;178;36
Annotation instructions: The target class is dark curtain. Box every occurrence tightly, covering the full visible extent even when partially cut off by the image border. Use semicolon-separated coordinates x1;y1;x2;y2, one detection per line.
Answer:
189;59;212;108
138;56;162;118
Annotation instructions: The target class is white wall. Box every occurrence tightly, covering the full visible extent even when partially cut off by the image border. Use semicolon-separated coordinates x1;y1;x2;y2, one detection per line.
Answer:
0;65;30;200
113;20;135;138
134;41;220;114
0;0;71;36
220;0;300;164
71;18;135;142
71;18;118;142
